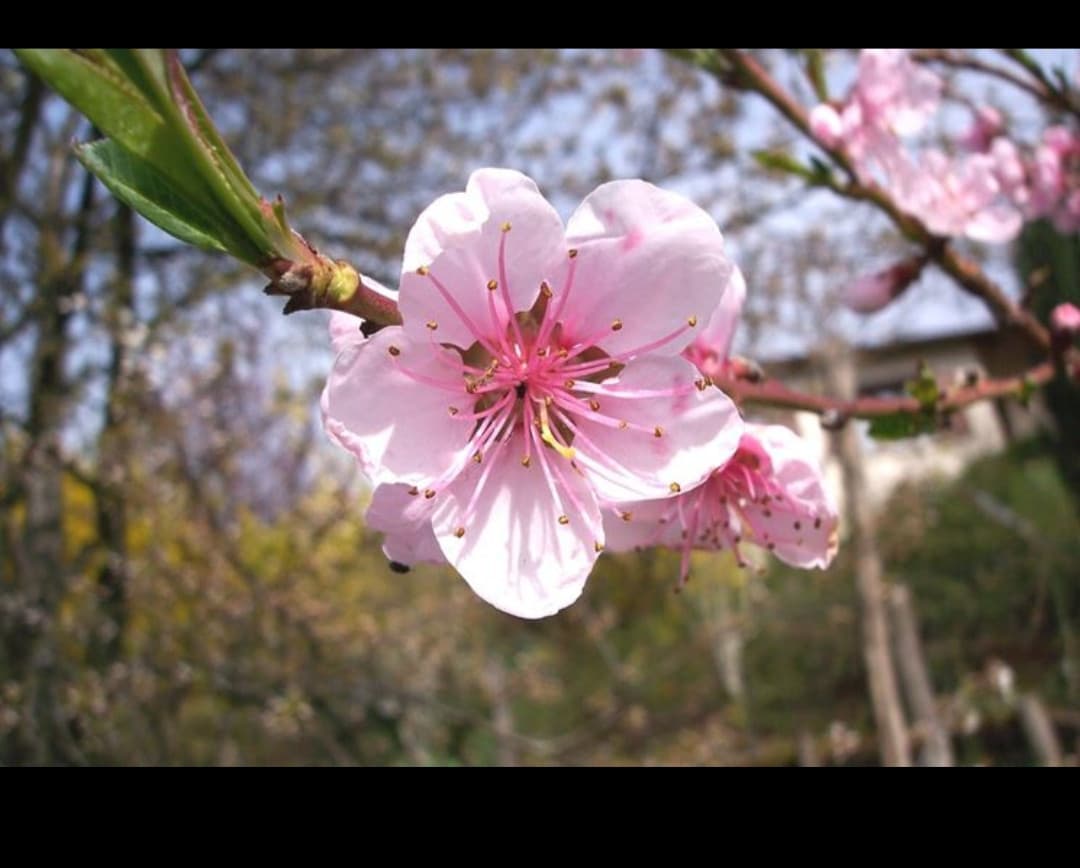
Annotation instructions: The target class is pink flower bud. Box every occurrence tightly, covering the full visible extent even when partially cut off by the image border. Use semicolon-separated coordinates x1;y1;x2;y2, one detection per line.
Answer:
841;256;926;314
1051;302;1080;336
959;106;1004;153
809;104;844;147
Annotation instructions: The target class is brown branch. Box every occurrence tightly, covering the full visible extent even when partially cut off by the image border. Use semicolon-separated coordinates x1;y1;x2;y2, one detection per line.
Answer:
714;361;1055;421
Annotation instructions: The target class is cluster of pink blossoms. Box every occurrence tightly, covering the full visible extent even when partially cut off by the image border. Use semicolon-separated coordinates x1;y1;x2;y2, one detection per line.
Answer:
814;50;1080;315
322;169;838;618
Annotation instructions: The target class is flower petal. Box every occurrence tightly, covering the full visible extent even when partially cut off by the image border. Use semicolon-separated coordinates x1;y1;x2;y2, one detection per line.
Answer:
572;355;744;502
601;499;682;552
739;424;838;569
431;430;602;619
399;168;566;349
563;180;731;357
323;326;474;487
366;483;446;567
696;264;746;359
329;311;366;354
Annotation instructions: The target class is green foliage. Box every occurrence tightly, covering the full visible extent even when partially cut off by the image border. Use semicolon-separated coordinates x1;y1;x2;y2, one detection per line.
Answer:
15;49;277;267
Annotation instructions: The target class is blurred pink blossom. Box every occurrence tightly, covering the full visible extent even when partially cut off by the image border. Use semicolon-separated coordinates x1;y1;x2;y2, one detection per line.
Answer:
841;256;926;314
1051;302;1080;335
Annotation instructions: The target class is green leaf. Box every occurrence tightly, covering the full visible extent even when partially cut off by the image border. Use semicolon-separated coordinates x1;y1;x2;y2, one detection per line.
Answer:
14;49;209;209
905;362;940;408
804;49;829;102
159;51;275;253
75;140;264;263
868;411;937;441
752;150;814;180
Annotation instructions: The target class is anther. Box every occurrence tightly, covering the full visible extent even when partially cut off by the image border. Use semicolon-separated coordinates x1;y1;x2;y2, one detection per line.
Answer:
611;319;623;332
558;515;570;525
540;280;553;298
416;265;429;276
454;526;466;538
388;345;401;357
501;221;512;232
654;426;664;438
694;378;708;391
594;541;604;553
473;451;483;464
536;347;548;357
687;315;698;327
620;511;633;522
669;482;681;493
424;489;436;499
588;399;600;412
814;517;822;529
564;379;575;389
426;320;438;331
408;487;420;496
556;348;569;359
618;420;628;430
448;406;459;415
487;279;498;291
521;456;531;468
568;248;578;258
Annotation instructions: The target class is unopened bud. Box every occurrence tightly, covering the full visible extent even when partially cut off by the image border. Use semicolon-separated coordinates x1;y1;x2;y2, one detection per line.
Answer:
1050;302;1080;337
842;255;927;314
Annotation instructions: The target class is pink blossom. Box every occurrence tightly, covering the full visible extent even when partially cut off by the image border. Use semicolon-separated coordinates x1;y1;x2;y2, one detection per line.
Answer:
604;424;839;583
884;147;1023;243
809;50;941;173
841;256;925;314
323;169;743;618
959;106;1005;154
1028;126;1080;233
1051;302;1080;336
855;49;942;138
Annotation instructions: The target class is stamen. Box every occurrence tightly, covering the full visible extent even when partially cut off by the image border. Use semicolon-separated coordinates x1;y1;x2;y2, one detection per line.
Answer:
558;515;570;525
424;271;502;357
669;482;682;493
654;426;664;438
388;345;401;357
426;320;438;331
454;526;466;538
424;489;436;499
594;541;604;553
611;319;623;331
687;315;698;327
487;279;498;291
539;400;576;460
